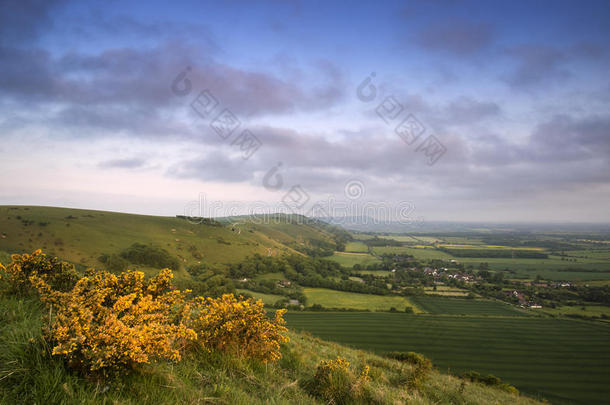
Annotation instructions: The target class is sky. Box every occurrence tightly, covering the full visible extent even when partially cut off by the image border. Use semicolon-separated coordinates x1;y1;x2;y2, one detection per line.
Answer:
1;0;609;223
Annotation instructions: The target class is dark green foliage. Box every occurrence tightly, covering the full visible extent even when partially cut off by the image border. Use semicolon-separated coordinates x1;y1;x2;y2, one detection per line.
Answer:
119;243;180;270
98;253;129;272
183;263;235;297
385;352;433;391
461;371;519;395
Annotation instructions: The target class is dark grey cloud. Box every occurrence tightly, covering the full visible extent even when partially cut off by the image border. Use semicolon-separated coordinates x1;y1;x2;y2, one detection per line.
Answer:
0;42;347;135
168;152;255;183
503;45;569;89
529;114;610;160
98;158;147;169
165;112;610;204
0;0;65;45
441;97;501;125
416;21;495;55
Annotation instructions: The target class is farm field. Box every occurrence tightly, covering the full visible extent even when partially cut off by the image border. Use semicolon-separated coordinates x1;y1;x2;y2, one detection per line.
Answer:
344;241;369;253
423;285;470;297
371;246;415;255
354;270;392;277
327;251;381;267
564;250;610;259
410;296;528;316
457;257;610;280
438;244;545;251
539;305;610;318
388;247;454;260
285;312;610;404
351;233;375;240
377;235;420;243
235;289;284;305
303;288;420;312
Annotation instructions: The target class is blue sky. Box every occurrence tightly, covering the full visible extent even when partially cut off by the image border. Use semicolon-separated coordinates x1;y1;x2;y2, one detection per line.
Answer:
1;0;609;222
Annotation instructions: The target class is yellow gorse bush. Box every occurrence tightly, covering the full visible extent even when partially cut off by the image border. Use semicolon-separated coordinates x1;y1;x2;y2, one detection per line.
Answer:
38;268;197;373
314;356;351;381
187;293;289;362
0;249;78;294
1;250;289;375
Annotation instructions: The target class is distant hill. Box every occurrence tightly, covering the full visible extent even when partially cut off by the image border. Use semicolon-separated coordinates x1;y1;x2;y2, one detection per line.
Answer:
0;206;344;278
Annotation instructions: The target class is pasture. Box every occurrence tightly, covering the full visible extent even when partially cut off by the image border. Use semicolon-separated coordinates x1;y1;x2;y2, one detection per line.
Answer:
409;296;527;316
344;241;369;253
327;251;381;267
285;312;610;404
235;289;284;305
303;288;419;312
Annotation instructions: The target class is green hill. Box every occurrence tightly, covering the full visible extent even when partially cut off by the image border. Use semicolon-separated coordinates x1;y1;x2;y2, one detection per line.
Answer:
0;206;343;278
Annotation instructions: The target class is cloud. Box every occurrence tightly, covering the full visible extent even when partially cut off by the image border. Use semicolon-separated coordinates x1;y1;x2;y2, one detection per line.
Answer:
503;45;569;89
98;158;147;169
0;0;65;45
416;21;495;55
0;41;347;138
441;97;501;125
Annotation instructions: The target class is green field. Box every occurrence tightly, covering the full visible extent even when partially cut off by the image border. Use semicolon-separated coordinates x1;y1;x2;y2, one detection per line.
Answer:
354;270;392;277
564;250;610;259
391;247;454;260
327;251;381;267
236;289;285;305
423;285;470;297
376;245;610;280
344;241;369;253
285;312;610;404
410;296;528;316
303;288;419;312
377;235;419;243
371;246;415;255
539;305;610;318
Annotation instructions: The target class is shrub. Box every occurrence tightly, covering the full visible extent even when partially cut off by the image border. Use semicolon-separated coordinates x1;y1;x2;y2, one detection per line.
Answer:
305;356;371;404
0;250;78;295
98;253;129;273
461;370;519;394
187;294;288;362
119;243;180;270
37;268;196;375
385;351;433;391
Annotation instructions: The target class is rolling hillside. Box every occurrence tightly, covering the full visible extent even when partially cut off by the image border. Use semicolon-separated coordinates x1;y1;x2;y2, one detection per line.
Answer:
0;206;342;278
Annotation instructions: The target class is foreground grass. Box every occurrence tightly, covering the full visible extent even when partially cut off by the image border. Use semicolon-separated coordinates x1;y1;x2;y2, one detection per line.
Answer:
0;295;542;405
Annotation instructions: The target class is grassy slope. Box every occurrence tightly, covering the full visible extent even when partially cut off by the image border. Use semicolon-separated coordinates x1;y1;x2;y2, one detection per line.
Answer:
0;206;338;276
0;295;542;405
